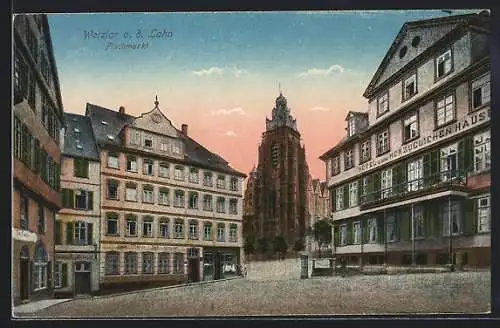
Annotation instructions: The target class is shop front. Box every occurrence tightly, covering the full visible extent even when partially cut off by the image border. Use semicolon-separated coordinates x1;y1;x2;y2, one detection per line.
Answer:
202;247;240;281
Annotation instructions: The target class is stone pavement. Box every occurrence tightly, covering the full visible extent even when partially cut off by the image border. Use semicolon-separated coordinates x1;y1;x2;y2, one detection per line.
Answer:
13;299;72;318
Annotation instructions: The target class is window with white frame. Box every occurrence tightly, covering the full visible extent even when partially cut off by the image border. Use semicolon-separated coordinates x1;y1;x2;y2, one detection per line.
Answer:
436;94;455;127
436;49;452;79
143;134;153;148
142;252;154;274
216;197;226;213
474;131;490;172
407;158;423;192
203;172;213;186
107;152;119;168
339;224;347;245
142;159;154;176
172;142;182;154
360;139;371;163
174;220;184;239
174;190;185;208
229;199;238;214
158;188;170;206
54;262;67;288
440;143;458;181
361;176;370;203
403;112;419;141
353;221;361;244
130;130;141;145
107;179;119;200
189;220;198;239
472;73;490;110
105;252;119;275
217;175;226;189
381;168;393;199
348;118;356;137
125;182;137;201
386;215;397;242
159;218;169;238
173;252;184;273
377;92;389;116
442;201;461;236
331;156;340;176
403;73;417;100
160;138;170;152
174;165;184;181
158;253;170;273
74;189;92;210
126;155;137;172
376;129;390;155
203;194;213;211
33;246;48;290
142;216;153;237
349;181;358;207
159;162;170;178
142;185;154;203
477;196;491;233
344;149;354;170
216;223;225;241
204;222;212;240
412;206;424;238
229;224;238;242
125;252;137;274
188;192;199;209
74;221;88;245
189;168;199;183
126;215;137;236
230;177;238;191
368;218;377;243
336;187;344;211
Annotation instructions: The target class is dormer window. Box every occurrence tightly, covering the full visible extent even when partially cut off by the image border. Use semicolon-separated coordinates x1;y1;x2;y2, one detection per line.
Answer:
403;73;417;101
377;92;389;116
107;135;114;141
348;118;356;137
436;49;452;80
101;120;108;125
73;128;80;133
144;135;153;148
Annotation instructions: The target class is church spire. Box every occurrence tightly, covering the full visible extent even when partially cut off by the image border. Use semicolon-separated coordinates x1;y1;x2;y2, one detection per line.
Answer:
154;95;159;108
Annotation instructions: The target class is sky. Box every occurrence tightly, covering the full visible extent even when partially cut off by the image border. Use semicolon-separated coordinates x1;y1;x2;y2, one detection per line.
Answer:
47;10;480;179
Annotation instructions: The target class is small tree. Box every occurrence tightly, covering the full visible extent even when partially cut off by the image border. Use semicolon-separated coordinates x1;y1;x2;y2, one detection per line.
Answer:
313;218;332;258
273;235;288;260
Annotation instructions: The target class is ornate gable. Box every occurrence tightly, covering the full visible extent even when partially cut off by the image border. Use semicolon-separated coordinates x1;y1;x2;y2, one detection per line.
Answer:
131;97;179;138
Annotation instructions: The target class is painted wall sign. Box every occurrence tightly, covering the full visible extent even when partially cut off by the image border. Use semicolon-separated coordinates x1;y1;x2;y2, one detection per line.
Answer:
358;107;490;173
12;228;38;243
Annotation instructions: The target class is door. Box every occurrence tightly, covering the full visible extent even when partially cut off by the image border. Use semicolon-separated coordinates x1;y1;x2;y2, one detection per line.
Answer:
213;253;222;280
188;258;200;282
74;262;91;295
19;259;29;300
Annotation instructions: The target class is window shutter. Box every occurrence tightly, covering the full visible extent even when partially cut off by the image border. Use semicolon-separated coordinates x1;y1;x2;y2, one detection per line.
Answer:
83;160;89;178
462;199;475;235
423;153;431;186
88;191;94;210
362;218;368;243
343;185;349;208
377;216;384;244
47;261;52;289
347;222;353;245
68;189;74;208
430;151;439;185
55;221;62;244
358;179;363;204
373;172;381;200
62;263;68;287
87;222;93;245
463;136;473;177
31;260;35;291
62;189;69;208
66;222;73;245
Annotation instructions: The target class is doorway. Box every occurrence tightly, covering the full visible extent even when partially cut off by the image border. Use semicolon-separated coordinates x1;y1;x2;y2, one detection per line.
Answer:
74;262;91;295
187;248;200;282
19;246;30;301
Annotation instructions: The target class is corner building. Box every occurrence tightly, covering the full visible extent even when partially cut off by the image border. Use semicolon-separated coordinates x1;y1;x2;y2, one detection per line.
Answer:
12;14;64;305
86;100;245;292
320;12;491;267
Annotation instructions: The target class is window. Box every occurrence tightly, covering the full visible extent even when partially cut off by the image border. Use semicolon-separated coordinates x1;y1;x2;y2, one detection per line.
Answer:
55;221;62;244
126;215;137;236
73;221;89;246
216;197;226;213
376;129;390;155
436;94;455;127
14;117;23;160
174;220;184;239
33;246;48;291
335;187;344;211
217;175;226;189
403;112;419;141
474;131;490;172
403;73;417;100
159;218;169;238
440;143;458;182
106;213;119;235
142;185;154;203
130;130;141;145
203;172;213;187
159;188;170;206
125;252;138;274
105;252;119;275
143;217;153;237
360;139;371;163
203;195;213;211
381;168;393;199
271;143;280;167
174;190;185;208
413;206;424;238
14;52;28;102
37;204;45;234
189;168;199;183
144;135;153;148
174;165;184;181
229;224;238;242
331;156;340;176
386;215;397;242
142;252;154;274
142;159;154;176
216;223;225;242
160;139;170;152
173;253;184;273
368;218;377;243
204;222;212;241
189;220;198;240
188;192;199;209
73;158;89;178
126;156;137;172
107;179;119;200
348;181;358;207
172;142;182;154
54;262;68;288
158;253;170;273
361;176;370;203
125;183;138;201
229;199;238;214
159;162;170;178
74;190;93;210
25;21;38;62
353;222;361;244
348;118;356;137
344;149;354;170
230;177;238;191
377;92;389;116
340;225;347;246
442;202;461;236
407;158;423;192
472;73;490;110
436;49;452;79
107;152;119;168
478;196;491;233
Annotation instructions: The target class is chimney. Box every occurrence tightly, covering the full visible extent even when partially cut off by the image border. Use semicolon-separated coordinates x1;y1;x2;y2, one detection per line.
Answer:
119;106;125;115
181;124;188;136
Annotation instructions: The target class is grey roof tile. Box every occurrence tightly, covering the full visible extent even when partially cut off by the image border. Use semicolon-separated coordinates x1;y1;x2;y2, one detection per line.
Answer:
62;112;100;161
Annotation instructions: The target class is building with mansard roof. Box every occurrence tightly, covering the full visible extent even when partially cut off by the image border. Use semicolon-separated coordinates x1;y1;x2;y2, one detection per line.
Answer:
85;98;246;291
320;11;490;267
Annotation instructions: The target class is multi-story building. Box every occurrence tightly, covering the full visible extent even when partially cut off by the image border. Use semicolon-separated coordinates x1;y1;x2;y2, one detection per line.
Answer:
244;92;310;256
306;178;330;254
85;99;245;291
54;113;101;297
320;12;491;267
12;14;64;305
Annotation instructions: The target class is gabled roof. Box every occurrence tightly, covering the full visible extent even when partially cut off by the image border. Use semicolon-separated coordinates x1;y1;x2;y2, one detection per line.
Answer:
62;113;100;161
345;110;368;121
